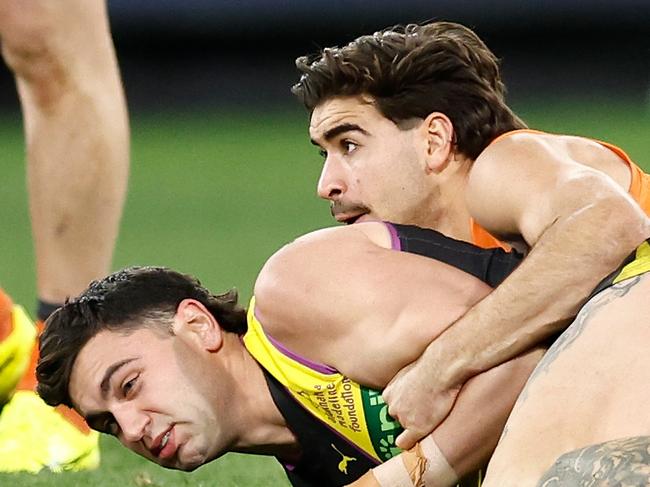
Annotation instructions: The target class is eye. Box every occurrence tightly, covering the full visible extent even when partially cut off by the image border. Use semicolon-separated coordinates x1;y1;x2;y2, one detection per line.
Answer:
342;140;358;154
121;375;139;397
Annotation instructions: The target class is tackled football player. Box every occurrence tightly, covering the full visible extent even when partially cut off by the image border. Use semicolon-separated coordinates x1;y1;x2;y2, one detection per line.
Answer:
37;221;538;487
293;20;650;482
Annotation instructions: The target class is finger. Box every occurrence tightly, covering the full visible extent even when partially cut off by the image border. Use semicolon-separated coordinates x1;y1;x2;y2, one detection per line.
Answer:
385;397;393;415
396;428;421;451
381;387;392;406
386;399;402;421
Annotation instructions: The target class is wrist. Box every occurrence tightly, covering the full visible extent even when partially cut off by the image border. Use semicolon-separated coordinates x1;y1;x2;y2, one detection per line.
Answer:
425;338;475;388
372;436;459;487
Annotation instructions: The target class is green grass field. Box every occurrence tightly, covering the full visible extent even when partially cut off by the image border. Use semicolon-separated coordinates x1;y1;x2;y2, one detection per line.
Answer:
0;101;648;486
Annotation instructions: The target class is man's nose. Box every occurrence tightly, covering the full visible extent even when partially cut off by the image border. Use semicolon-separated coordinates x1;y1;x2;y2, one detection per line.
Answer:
317;158;347;201
115;405;149;444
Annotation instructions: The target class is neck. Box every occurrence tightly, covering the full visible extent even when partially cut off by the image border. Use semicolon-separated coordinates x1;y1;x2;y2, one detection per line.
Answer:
226;335;301;460
423;154;474;240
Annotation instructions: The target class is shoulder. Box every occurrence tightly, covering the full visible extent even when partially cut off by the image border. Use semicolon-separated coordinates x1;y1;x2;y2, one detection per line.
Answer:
257;222;392;281
464;131;562;238
252;222;391;340
473;130;629;183
472;131;565;181
465;130;628;241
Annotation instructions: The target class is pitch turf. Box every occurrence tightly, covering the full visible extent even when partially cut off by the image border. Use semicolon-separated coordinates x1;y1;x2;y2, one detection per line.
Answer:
0;102;648;486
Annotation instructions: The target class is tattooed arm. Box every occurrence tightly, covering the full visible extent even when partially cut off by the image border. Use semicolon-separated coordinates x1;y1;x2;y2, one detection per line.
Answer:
538;436;650;487
484;271;650;487
512;275;641;410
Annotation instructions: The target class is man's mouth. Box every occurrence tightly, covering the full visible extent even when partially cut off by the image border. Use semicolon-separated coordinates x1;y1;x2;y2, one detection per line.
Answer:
150;426;175;459
330;202;371;225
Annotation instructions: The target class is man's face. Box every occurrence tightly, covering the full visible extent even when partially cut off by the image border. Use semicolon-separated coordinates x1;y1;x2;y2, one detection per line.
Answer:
310;96;437;227
69;325;232;471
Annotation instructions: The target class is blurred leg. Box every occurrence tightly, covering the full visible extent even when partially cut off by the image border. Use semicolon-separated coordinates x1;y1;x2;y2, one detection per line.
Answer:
0;0;129;473
0;0;129;305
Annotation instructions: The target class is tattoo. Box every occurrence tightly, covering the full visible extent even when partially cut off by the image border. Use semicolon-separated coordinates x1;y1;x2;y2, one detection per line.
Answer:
516;276;641;406
537;436;650;486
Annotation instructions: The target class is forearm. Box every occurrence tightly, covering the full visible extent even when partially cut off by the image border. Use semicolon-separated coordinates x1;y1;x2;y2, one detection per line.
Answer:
432;346;545;476
437;195;649;384
352;347;544;487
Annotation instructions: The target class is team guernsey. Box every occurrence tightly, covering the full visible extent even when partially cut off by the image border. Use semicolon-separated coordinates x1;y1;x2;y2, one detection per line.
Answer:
243;223;524;486
588;238;650;299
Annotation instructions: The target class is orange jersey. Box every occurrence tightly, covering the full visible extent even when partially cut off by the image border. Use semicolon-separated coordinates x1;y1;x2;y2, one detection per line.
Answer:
470;129;650;249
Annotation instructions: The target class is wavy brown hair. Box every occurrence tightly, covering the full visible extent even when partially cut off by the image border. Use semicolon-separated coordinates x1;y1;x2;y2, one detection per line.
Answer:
36;266;247;409
292;21;526;159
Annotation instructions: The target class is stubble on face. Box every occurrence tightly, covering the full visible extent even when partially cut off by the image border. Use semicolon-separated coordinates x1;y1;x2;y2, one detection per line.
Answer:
68;327;230;471
311;96;435;226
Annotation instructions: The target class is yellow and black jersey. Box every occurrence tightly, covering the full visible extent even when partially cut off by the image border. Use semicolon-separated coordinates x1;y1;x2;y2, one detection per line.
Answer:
244;223;523;486
589;239;650;300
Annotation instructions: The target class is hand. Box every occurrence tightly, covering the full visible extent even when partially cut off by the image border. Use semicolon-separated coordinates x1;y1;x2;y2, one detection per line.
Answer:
382;351;463;450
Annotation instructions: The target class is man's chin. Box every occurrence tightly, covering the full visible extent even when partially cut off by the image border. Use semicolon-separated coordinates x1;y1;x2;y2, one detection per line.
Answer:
140;443;206;471
354;214;378;224
158;455;205;472
176;444;214;472
175;460;204;472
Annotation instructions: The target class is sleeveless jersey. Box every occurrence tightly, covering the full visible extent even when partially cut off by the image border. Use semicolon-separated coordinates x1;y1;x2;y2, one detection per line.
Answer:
588;239;650;300
243;223;524;486
471;129;650;249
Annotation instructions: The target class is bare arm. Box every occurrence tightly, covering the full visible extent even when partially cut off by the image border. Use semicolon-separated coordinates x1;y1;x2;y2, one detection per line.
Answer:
254;223;544;481
431;346;544;478
253;223;487;386
383;132;650;448
347;346;544;487
446;133;648;379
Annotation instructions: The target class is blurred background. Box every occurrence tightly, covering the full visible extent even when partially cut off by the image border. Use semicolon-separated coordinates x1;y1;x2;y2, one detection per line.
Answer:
0;2;649;485
1;0;649;111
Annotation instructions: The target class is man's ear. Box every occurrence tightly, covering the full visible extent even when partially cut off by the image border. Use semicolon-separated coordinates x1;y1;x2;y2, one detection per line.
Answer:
421;112;455;174
173;299;223;352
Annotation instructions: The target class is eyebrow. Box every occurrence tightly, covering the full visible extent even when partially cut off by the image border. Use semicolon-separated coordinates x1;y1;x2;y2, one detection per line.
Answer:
310;123;369;146
100;357;138;399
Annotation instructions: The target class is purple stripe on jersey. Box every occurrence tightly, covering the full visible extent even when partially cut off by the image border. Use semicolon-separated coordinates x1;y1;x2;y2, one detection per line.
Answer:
254;308;338;375
384;222;401;251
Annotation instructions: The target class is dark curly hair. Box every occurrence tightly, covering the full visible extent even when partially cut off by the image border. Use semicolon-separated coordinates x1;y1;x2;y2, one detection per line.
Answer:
36;266;247;409
292;21;526;159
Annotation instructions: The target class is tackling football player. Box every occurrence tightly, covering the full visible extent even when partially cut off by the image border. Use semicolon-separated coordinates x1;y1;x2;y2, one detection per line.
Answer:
293;21;650;451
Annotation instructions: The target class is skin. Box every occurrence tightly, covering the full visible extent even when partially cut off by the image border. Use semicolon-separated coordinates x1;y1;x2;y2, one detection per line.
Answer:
311;95;650;449
311;96;446;231
536;436;650;486
254;222;543;481
0;0;129;303
67;222;541;484
0;0;128;458
483;273;650;486
69;300;299;471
